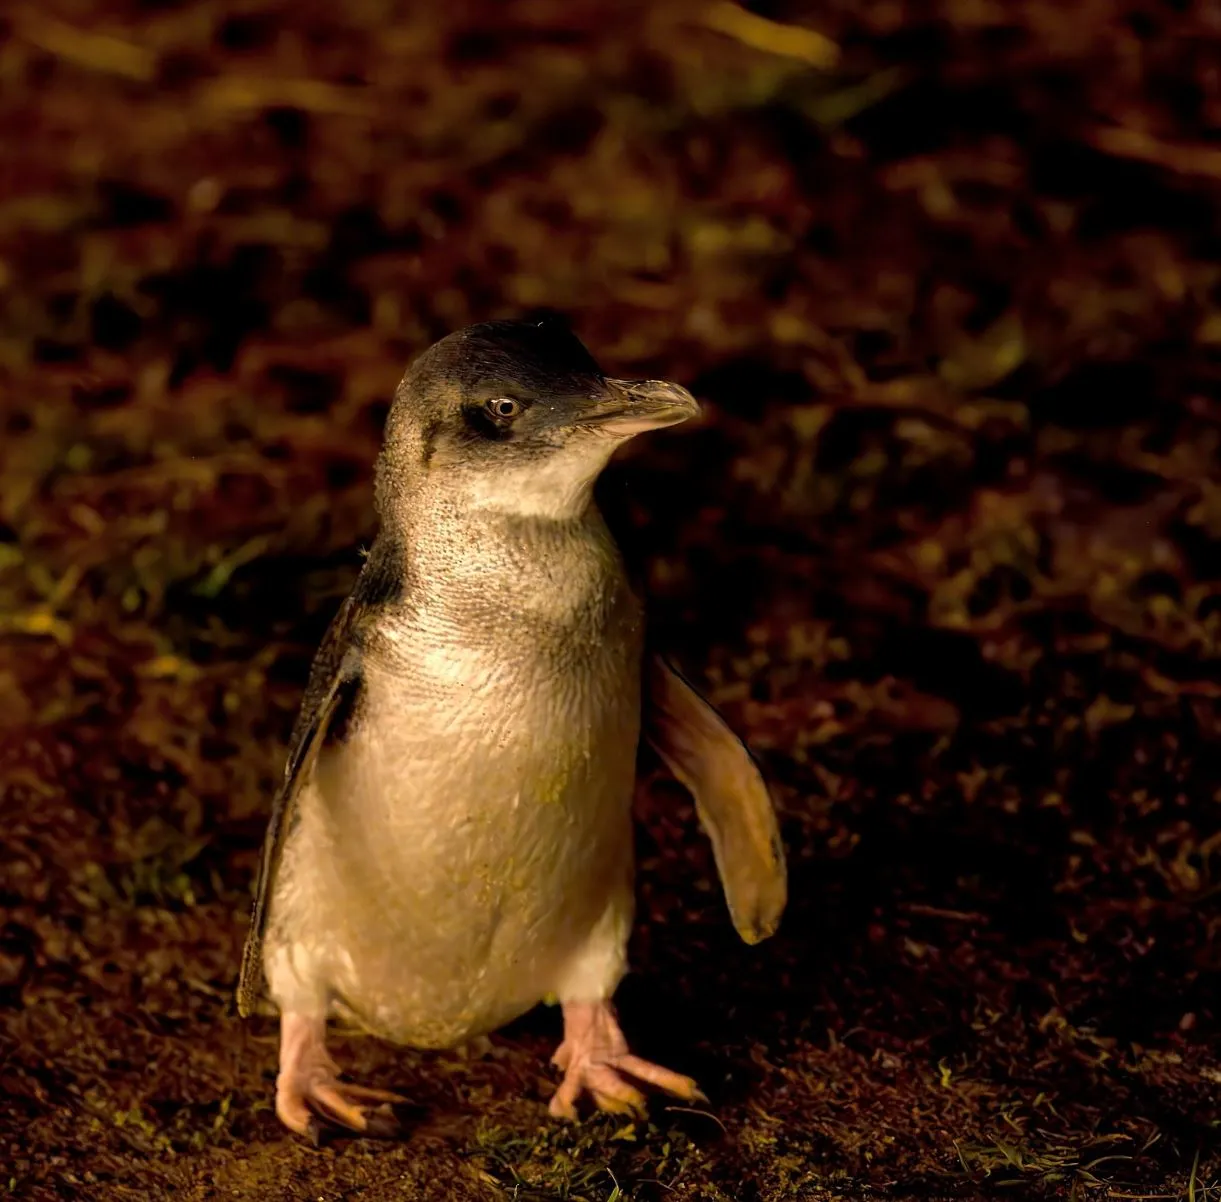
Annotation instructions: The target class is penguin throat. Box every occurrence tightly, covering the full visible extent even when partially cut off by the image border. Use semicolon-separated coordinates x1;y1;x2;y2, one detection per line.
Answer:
460;457;602;521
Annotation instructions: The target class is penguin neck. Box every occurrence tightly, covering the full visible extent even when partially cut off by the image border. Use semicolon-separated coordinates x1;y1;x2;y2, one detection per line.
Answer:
377;476;622;618
455;455;604;522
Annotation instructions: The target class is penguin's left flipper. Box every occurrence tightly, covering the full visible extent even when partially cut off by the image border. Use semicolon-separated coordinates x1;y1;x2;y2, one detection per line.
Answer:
643;653;787;945
236;595;367;1019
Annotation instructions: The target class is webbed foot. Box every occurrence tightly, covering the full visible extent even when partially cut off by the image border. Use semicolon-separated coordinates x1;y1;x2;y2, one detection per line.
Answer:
276;1012;406;1141
548;1000;706;1119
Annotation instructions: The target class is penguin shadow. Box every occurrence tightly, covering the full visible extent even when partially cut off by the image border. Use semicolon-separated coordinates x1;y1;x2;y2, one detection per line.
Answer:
615;769;1012;1130
617;788;847;1113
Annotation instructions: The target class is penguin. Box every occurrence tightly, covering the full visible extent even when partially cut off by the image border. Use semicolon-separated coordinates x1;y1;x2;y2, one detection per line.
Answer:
237;318;786;1139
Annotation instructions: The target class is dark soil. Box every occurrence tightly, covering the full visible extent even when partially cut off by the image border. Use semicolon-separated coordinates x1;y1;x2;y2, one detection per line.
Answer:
3;1;1221;1198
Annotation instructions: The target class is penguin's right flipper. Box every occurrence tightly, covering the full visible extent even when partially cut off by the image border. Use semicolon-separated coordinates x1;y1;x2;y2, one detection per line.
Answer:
642;653;787;945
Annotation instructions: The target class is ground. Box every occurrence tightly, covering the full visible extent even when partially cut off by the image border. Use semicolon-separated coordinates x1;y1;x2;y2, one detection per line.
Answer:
2;0;1221;1198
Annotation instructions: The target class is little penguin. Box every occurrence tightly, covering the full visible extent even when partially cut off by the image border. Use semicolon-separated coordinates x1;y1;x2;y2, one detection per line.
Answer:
237;318;787;1139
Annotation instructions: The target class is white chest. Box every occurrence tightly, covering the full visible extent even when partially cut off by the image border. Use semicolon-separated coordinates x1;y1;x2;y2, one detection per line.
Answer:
268;580;645;1044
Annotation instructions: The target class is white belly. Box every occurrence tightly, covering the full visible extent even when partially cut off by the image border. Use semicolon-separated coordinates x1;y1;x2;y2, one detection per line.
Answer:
266;612;642;1047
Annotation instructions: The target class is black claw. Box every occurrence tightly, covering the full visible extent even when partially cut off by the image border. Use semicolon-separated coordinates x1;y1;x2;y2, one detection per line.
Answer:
305;1115;326;1148
363;1109;404;1140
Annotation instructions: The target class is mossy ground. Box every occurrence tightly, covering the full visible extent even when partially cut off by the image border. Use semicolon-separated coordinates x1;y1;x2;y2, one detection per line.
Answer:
2;1;1221;1198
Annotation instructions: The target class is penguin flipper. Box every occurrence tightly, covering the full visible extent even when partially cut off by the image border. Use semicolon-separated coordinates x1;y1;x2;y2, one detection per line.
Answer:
236;601;365;1018
642;653;787;945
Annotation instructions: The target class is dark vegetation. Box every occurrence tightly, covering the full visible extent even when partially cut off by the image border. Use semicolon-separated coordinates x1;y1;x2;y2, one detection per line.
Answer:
2;0;1221;1198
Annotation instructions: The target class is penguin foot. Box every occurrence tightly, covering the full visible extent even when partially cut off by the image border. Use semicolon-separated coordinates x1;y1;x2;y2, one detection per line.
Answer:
548;999;706;1120
276;1011;406;1140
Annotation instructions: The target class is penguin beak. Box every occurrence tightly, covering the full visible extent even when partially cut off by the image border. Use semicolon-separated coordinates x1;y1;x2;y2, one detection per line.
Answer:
577;378;701;436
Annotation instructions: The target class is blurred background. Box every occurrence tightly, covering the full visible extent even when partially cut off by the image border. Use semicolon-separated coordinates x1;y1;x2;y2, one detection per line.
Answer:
2;0;1221;1198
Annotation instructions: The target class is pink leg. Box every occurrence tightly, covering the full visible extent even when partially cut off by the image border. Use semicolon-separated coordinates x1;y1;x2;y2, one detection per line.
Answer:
276;1012;406;1141
548;1000;706;1120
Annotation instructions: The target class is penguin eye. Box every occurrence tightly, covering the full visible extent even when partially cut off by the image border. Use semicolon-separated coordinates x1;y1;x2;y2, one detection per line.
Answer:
485;397;521;420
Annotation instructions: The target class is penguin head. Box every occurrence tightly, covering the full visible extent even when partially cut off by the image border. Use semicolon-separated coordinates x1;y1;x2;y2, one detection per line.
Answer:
377;318;699;520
